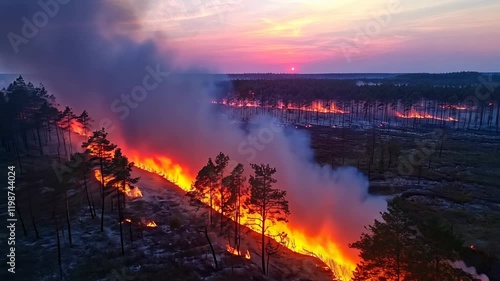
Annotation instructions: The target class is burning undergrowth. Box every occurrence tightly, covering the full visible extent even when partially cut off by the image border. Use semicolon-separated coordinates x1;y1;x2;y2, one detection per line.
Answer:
0;0;386;279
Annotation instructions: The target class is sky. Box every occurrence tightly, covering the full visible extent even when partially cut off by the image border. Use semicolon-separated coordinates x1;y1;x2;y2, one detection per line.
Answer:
2;0;500;73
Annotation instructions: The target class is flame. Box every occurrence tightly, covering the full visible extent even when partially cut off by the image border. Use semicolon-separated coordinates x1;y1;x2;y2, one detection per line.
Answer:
214;99;347;114
70;119;86;136
226;244;251;260
146;221;157;227
118;150;356;280
125;218;132;223
93;169;143;198
395;110;457;122
440;104;467;110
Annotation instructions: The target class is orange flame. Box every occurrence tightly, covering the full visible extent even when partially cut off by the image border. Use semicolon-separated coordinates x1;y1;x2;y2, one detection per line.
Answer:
146;221;157;227
440;104;467;110
118;150;356;280
93;169;143;198
214;99;347;114
226;244;251;260
395;110;457;122
70;120;86;136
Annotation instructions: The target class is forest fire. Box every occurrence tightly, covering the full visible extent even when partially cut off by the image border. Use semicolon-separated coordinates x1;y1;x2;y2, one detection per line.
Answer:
93;169;143;198
70;119;86;136
226;244;251;259
441;104;467;110
214;99;347;114
118;149;357;280
395;110;458;122
146;221;157;228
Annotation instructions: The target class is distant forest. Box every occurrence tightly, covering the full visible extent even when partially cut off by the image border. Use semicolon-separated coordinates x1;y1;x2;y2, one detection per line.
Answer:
214;72;500;104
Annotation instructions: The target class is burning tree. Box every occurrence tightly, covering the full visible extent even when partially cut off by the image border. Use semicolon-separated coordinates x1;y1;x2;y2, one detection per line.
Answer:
349;201;479;281
211;152;230;231
189;161;217;225
58;106;76;157
187;162;219;269
76;110;93;137
246;163;290;275
82;128;117;231
108;148;139;255
221;163;247;254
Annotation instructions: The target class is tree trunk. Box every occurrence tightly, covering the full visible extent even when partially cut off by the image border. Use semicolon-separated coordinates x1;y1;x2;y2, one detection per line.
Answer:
28;191;39;239
204;226;218;269
55;219;63;280
13;139;23;174
261;219;266;274
36;125;43;155
100;157;105;232
15;205;27;236
64;186;72;246
117;185;124;255
67;115;73;155
55;122;61;160
83;170;94;218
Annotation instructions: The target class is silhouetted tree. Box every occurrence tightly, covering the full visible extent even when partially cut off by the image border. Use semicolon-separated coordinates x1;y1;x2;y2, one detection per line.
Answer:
246;163;290;274
82;128;117;231
222;163;247;253
108;148;139;255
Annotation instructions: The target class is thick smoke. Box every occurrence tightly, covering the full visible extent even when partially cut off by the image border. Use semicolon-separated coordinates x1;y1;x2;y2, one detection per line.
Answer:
0;0;385;267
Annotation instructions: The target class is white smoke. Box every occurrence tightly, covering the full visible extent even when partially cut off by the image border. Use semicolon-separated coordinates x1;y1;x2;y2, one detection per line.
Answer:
451;261;490;281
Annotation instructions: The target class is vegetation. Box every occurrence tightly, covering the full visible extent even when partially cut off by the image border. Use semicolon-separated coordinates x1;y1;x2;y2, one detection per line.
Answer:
350;201;479;281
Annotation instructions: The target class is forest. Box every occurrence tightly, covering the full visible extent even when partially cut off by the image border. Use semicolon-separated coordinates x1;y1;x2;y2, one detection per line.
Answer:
0;75;495;280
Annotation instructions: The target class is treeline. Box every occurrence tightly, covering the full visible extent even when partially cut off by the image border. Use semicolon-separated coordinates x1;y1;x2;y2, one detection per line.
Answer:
1;76;141;277
220;78;500;105
0;76;91;170
187;152;290;275
350;199;481;281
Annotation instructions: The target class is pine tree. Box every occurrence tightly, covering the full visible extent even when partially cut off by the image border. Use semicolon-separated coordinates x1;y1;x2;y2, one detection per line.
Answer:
211;152;229;231
246;163;290;274
76;110;93;137
108;148;139;255
82;128;117;231
350;202;416;281
349;201;479;281
222;163;247;253
188;161;217;226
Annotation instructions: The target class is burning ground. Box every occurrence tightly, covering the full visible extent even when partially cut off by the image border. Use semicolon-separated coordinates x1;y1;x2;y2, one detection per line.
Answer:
0;153;334;281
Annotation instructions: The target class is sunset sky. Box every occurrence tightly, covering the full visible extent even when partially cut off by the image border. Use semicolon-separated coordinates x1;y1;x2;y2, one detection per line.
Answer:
2;0;500;74
118;0;500;73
